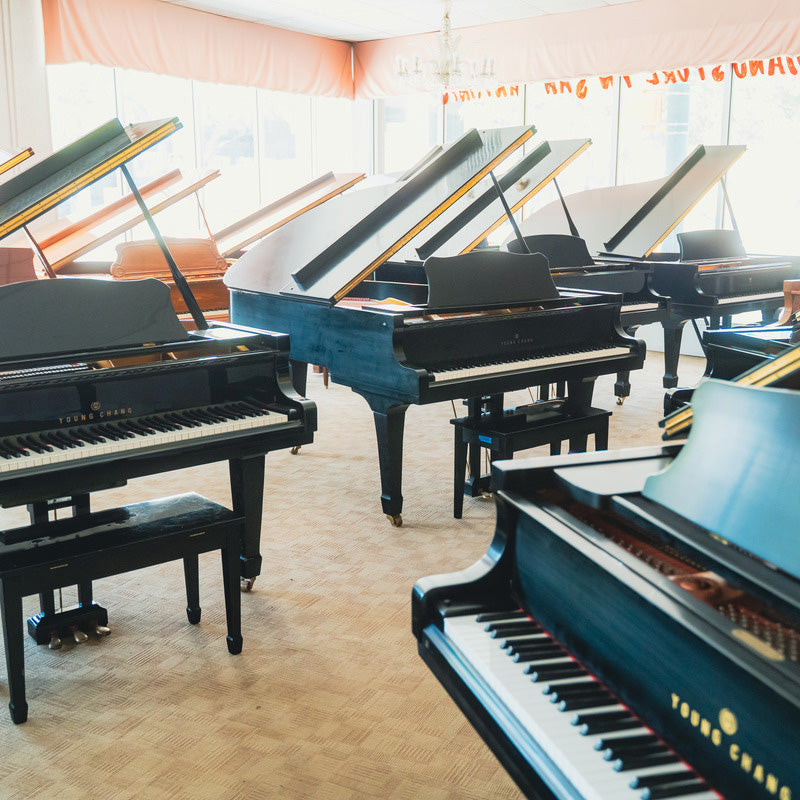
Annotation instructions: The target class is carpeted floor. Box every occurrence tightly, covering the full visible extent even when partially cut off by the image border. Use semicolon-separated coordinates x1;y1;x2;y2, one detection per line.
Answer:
0;352;704;800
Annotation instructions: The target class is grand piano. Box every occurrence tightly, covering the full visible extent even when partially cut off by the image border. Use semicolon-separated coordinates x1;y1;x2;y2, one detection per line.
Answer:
225;126;645;525
371;138;665;402
521;144;800;389
0;119;316;643
414;377;800;800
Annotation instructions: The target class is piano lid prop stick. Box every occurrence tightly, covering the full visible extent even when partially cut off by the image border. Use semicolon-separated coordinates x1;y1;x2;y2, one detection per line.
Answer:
119;163;208;330
21;224;56;279
489;171;530;254
552;177;581;239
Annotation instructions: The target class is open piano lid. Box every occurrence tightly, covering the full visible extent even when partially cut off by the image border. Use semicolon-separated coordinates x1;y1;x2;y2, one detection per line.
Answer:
601;144;746;259
224;126;535;304
0;118;181;241
411;138;591;260
643;379;800;582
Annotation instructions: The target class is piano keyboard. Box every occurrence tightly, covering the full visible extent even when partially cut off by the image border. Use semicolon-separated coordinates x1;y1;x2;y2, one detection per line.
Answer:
622;302;661;313
714;291;783;306
0;401;289;478
429;346;631;385
436;610;721;800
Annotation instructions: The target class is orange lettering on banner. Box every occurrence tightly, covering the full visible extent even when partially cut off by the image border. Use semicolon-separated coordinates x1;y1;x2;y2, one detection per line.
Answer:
697;67;706;79
545;82;558;94
769;57;785;75
788;56;798;75
646;72;660;85
663;70;677;83
712;65;726;81
576;79;587;99
732;62;748;78
510;85;519;96
599;75;614;89
749;60;765;75
623;75;632;87
678;68;690;82
560;81;572;93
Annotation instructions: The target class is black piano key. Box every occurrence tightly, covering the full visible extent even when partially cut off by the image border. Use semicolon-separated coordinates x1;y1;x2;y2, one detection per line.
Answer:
574;712;642;735
641;779;709;799
613;752;679;771
526;662;586;681
499;633;547;648
485;621;540;637
475;609;528;623
595;733;658;752
510;644;566;660
543;679;597;696
558;694;619;712
18;435;48;453
604;742;668;761
631;770;697;789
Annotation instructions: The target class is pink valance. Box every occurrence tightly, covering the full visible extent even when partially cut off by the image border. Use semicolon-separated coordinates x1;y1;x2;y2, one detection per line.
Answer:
41;0;354;98
353;0;800;98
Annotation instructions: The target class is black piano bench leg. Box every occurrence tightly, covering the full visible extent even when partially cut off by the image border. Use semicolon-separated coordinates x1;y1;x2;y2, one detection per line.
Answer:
184;554;201;624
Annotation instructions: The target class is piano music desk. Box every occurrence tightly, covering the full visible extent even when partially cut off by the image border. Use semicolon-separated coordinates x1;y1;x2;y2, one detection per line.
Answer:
0;493;244;724
452;401;610;518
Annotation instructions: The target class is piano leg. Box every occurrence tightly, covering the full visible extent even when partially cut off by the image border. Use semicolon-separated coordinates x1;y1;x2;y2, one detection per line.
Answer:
0;580;27;723
363;392;409;526
661;315;688;389
228;455;265;591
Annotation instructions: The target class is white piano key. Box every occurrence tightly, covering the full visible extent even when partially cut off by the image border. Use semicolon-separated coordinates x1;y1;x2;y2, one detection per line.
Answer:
0;407;290;477
440;614;715;800
430;346;630;385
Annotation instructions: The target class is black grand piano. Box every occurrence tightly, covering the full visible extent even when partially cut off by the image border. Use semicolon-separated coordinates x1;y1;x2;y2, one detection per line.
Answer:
520;144;800;389
225;126;645;526
414;377;800;800
372;138;666;403
0;119;316;642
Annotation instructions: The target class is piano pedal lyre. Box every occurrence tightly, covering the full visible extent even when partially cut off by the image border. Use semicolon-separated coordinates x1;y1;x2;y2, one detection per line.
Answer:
290;445;301;455
94;623;111;637
48;632;62;650
616;396;626;405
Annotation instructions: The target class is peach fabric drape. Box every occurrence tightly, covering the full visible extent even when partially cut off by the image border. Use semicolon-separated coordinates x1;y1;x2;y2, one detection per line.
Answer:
41;0;354;98
353;0;800;98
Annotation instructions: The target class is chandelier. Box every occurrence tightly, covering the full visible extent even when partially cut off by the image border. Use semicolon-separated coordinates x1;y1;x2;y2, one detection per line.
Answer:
396;0;496;92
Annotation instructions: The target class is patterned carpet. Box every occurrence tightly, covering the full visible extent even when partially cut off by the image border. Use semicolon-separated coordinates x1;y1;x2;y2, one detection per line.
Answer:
0;352;704;800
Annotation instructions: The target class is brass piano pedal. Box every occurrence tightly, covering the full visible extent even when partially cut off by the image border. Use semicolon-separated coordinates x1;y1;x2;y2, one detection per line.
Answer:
94;624;111;637
48;632;62;650
616;396;626;406
70;626;89;644
240;577;255;592
290;445;301;455
386;513;403;527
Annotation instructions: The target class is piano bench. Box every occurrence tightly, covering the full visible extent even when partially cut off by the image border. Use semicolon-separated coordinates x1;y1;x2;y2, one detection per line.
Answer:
451;404;611;518
0;492;244;724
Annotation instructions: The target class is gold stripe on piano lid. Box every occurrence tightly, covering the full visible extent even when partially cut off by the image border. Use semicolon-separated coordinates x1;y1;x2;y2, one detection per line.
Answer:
661;342;800;438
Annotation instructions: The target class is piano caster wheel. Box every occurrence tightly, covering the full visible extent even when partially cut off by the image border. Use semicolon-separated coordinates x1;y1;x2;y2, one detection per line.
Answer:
387;514;403;527
94;624;111;637
240;577;255;592
70;626;88;644
290;445;301;455
48;633;62;650
616;396;626;406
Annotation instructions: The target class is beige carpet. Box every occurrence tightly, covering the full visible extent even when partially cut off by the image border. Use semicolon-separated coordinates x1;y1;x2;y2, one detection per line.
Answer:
0;353;704;800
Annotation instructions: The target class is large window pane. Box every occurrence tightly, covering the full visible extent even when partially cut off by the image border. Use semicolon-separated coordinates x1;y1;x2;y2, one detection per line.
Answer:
314;95;372;176
115;69;198;237
194;81;259;231
257;90;312;201
382;93;442;174
728;65;800;254
617;67;728;248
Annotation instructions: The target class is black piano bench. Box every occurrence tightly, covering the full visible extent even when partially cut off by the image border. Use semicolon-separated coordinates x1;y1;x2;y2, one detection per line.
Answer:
451;403;611;518
0;492;244;724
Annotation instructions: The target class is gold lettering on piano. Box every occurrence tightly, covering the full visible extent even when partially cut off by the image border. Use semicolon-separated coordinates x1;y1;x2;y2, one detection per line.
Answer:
58;407;133;424
672;692;792;799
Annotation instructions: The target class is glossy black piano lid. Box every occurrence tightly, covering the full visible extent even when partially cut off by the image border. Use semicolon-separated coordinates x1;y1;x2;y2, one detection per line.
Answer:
644;379;800;582
225;126;535;305
0;118;181;240
0;278;191;360
413;139;591;260
602;144;746;259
